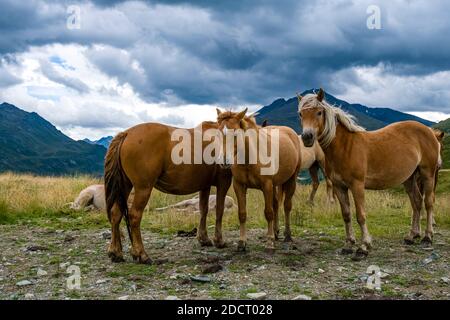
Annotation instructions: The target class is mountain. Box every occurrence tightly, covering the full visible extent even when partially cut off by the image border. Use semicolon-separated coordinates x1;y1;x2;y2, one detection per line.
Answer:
433;118;450;133
255;89;435;132
433;118;450;169
0;102;106;175
82;136;113;148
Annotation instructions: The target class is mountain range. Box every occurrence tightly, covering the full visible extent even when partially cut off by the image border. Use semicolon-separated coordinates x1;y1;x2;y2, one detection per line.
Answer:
0;90;447;175
82;136;113;148
0;103;106;175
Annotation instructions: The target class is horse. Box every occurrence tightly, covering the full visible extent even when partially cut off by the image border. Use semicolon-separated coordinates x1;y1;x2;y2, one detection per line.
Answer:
216;108;301;252
104;121;232;264
155;194;236;214
298;88;441;260
261;120;334;204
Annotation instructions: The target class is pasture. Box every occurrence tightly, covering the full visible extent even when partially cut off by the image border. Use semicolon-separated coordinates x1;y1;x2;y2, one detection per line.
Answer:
0;172;449;300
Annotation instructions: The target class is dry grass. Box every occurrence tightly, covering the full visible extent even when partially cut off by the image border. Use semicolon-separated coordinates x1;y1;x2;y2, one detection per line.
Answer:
0;172;449;240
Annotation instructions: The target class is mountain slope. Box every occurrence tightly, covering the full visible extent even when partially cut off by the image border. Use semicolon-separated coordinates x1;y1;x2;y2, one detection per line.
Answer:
255;89;435;133
433;118;450;133
82;136;113;148
0;103;106;175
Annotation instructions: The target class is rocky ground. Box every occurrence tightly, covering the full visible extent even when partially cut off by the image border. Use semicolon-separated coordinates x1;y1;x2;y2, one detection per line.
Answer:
0;224;449;300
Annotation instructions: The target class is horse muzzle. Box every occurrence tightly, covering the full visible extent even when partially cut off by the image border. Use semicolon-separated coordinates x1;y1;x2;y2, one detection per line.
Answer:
301;131;315;147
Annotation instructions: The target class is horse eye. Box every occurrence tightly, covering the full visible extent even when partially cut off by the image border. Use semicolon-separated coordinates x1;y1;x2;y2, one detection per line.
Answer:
317;111;322;116
298;113;302;119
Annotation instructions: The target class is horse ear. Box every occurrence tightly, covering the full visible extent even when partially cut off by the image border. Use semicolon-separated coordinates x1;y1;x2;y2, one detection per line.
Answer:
262;120;268;127
317;88;325;102
296;92;302;104
237;108;248;120
216;108;222;117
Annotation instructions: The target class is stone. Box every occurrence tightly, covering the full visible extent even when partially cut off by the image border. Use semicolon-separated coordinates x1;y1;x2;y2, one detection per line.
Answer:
96;279;109;284
318;268;325;273
26;245;48;252
24;293;35;299
118;295;129;300
246;292;267;300
16;280;33;287
190;275;211;283
201;264;223;274
441;277;449;284
102;231;112;240
165;295;180;300
293;294;312;300
36;268;48;277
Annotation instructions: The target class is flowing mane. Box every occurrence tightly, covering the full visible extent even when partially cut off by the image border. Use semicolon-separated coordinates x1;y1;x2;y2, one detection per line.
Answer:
299;93;365;148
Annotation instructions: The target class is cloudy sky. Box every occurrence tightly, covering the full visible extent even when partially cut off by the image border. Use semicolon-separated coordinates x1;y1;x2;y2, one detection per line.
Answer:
1;0;450;140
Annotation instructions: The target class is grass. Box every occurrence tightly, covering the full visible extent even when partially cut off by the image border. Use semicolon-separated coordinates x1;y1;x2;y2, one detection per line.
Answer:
0;171;449;240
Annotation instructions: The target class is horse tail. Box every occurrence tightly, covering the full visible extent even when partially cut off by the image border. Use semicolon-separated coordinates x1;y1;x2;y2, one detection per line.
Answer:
104;131;132;240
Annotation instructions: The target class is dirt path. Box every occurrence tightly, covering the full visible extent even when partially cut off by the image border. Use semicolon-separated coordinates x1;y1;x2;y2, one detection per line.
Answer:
0;225;449;300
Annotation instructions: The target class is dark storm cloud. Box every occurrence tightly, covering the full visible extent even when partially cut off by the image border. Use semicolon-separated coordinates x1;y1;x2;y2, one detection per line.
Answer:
1;0;450;110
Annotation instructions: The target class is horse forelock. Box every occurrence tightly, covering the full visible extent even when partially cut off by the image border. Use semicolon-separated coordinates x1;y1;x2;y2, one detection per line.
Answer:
299;93;365;148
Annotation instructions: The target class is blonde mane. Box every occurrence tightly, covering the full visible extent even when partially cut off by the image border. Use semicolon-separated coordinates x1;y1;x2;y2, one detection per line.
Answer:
298;93;365;148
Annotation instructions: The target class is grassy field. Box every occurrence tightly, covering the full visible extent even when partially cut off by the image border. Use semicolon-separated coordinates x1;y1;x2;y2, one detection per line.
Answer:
0;172;449;300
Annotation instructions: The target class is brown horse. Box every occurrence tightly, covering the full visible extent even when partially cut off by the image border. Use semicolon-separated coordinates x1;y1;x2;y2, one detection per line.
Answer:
216;109;301;251
299;138;335;204
261;120;334;204
104;121;232;264
298;88;441;260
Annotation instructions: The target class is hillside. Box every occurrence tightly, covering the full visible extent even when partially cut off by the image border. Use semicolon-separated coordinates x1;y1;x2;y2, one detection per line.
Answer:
433;118;450;133
0;103;106;175
82;136;113;148
255;89;435;133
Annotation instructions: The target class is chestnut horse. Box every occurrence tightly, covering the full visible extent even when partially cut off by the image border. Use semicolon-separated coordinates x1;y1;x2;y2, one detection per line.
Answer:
216;109;301;251
104;121;232;264
298;88;441;260
262;120;334;204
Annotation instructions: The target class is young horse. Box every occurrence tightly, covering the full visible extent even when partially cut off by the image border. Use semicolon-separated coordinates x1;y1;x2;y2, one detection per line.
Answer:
104;121;232;264
298;88;441;260
299;138;335;204
216;109;301;251
261;120;334;204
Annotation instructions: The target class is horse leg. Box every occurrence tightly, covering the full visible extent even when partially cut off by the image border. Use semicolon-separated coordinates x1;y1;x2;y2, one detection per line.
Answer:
108;203;126;262
403;174;422;244
419;169;436;245
273;186;280;240
129;187;152;264
317;157;335;204
233;180;248;252
197;187;213;247
308;164;319;205
282;175;297;242
213;179;231;248
334;185;355;254
262;181;276;252
350;182;372;260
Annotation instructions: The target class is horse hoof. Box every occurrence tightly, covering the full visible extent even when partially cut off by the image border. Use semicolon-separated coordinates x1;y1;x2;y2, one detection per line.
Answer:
237;241;247;252
265;247;275;254
108;252;125;263
420;236;433;246
199;238;214;247
138;257;153;265
283;236;293;243
403;238;415;245
351;248;368;261
214;240;227;249
340;247;354;255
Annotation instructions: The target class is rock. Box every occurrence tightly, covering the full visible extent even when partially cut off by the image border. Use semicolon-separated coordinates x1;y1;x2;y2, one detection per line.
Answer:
59;262;70;269
96;279;109;285
219;284;227;290
293;294;312;300
64;234;76;242
155;258;169;265
441;277;449;284
24;293;35;299
102;231;112;240
318;268;325;273
37;268;48;277
16;280;33;287
246;292;267;300
177;228;197;237
201;264;223;274
256;265;266;271
117;295;129;300
26;245;48;252
422;252;440;265
165;295;180;300
190;275;211;283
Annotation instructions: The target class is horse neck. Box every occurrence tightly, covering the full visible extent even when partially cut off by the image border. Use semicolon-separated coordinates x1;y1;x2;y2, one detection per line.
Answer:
322;122;352;161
